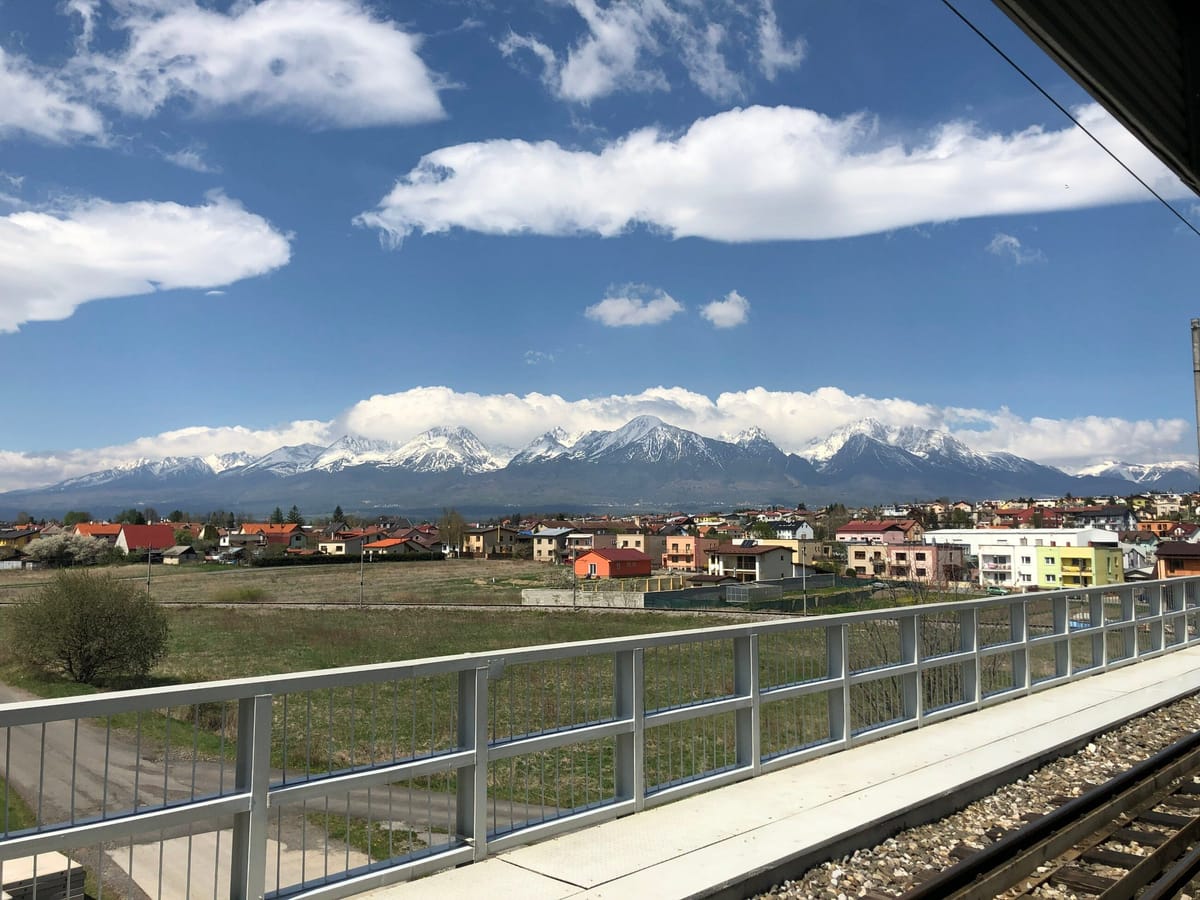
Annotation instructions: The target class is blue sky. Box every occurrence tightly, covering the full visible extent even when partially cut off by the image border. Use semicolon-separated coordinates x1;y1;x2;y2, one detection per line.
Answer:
1;0;1198;492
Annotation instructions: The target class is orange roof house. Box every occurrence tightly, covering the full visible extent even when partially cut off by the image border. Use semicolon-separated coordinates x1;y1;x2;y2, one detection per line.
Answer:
73;522;123;542
574;548;653;580
240;523;307;549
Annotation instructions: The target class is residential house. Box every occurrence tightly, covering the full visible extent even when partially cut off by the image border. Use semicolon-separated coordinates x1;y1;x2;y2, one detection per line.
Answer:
565;530;618;560
613;531;667;561
708;542;793;582
318;536;364;556
1062;505;1138;532
462;526;520;557
240;523;307;550
362;538;416;559
1135;519;1177;539
835;519;923;545
1037;545;1124;589
846;543;888;577
1156;542;1200;578
0;528;40;549
532;527;573;563
162;545;199;565
73;522;123;543
884;543;965;583
661;535;719;573
761;519;815;541
115;524;176;555
1168;522;1200;542
574;548;653;580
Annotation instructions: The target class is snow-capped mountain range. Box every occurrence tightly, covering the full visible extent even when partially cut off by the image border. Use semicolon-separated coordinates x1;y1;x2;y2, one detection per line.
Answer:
1;416;1194;517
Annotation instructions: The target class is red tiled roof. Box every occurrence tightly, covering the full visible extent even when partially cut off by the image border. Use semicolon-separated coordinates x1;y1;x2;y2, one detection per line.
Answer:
242;523;301;535
75;523;122;537
118;524;176;550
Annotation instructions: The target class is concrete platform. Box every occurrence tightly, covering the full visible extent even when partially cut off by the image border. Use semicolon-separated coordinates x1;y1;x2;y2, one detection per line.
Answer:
363;647;1200;900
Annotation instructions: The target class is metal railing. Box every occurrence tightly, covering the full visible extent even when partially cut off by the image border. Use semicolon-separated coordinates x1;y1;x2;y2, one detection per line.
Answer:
2;577;1199;899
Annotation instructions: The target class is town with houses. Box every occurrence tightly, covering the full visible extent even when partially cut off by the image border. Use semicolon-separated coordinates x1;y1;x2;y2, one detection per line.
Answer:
4;489;1200;593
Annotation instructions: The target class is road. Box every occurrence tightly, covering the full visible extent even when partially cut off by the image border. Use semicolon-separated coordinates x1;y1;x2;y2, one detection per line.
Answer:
0;681;555;897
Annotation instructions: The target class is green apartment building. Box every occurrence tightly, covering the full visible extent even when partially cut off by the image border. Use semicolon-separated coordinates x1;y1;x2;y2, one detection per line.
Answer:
1035;545;1123;590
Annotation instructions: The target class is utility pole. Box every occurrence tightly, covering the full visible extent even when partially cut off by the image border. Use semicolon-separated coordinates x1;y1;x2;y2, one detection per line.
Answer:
1192;319;1200;489
359;539;365;608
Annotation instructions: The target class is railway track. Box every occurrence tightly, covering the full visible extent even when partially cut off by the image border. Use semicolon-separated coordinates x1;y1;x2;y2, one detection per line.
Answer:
899;728;1200;899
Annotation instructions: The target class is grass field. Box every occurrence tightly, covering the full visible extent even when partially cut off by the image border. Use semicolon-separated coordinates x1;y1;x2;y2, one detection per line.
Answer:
0;557;571;607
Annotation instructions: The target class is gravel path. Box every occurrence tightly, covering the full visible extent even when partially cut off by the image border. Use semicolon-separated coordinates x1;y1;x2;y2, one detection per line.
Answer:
757;693;1200;899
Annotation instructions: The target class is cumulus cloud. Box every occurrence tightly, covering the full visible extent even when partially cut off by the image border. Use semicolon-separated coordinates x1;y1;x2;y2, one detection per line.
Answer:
330;386;1190;472
74;0;445;127
357;103;1189;247
1;385;1190;490
987;231;1046;265
0;420;334;493
524;350;556;365
0;48;105;143
700;289;749;328
499;0;770;103
0;193;290;332
585;285;683;326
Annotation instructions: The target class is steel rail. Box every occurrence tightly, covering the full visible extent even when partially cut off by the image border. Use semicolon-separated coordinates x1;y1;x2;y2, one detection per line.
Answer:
898;727;1200;899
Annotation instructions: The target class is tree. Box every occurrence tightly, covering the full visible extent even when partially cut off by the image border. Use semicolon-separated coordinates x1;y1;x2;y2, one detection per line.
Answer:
747;520;776;539
11;570;169;686
63;511;92;528
333;505;345;522
168;510;186;523
21;534;113;567
439;508;466;555
114;508;147;525
270;507;285;525
286;505;304;526
15;511;32;525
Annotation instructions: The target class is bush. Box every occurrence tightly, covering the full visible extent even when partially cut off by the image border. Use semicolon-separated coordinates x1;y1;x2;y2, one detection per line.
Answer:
212;586;268;604
11;570;169;686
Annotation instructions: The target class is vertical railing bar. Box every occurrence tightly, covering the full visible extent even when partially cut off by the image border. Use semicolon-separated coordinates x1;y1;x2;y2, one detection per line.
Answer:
70;718;79;824
37;722;45;829
229;694;271;900
281;693;288;785
163;706;171;808
133;711;142;812
349;684;356;771
3;725;9;836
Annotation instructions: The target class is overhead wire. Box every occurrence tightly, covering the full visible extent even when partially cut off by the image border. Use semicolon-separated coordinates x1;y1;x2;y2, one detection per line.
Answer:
940;0;1200;240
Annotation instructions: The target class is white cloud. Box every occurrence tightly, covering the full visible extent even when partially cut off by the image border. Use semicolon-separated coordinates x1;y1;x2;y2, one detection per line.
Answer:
204;289;226;296
757;0;804;79
585;285;683;326
75;0;445;127
524;350;556;365
0;193;290;332
358;103;1189;246
1;385;1190;491
0;48;105;143
987;231;1045;265
700;289;749;328
66;0;101;49
165;145;220;173
500;0;757;103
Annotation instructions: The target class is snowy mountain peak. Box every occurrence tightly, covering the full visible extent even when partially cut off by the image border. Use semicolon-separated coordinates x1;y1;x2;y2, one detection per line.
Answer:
312;435;401;472
800;418;892;463
393;426;499;473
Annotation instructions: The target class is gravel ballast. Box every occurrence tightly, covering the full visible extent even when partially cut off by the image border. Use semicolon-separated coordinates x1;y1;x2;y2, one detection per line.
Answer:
756;693;1200;899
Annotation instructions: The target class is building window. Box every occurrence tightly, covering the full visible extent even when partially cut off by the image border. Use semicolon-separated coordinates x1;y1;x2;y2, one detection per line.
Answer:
916;568;927;577
854;551;865;560
916;552;926;561
1020;573;1032;582
1046;574;1056;582
1021;556;1031;564
1044;557;1054;565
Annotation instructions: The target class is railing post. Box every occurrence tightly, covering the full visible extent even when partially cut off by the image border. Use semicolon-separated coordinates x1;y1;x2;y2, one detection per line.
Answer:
614;649;644;811
229;694;272;900
1090;592;1106;669
1121;587;1137;660
1011;600;1029;692
1149;585;1164;653
734;634;760;774
827;624;849;744
900;613;920;725
959;607;979;707
456;667;489;861
1052;594;1069;676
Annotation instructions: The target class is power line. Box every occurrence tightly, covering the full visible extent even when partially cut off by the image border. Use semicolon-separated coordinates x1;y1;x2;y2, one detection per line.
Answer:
941;0;1200;240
